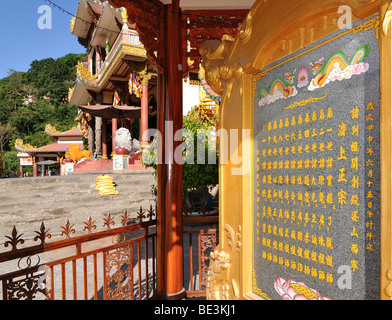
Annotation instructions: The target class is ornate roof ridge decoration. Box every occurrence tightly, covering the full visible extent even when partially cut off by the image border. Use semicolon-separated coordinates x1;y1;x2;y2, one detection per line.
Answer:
70;16;76;33
15;139;38;152
45;124;63;136
76;61;97;84
68;87;75;103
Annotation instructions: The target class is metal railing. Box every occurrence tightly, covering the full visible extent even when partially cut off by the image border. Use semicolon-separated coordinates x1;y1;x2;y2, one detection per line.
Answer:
0;206;219;300
0;207;156;300
183;215;219;298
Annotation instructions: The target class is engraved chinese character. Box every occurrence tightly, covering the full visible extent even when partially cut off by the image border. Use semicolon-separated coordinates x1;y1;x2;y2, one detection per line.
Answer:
351;106;360;119
338;123;347;137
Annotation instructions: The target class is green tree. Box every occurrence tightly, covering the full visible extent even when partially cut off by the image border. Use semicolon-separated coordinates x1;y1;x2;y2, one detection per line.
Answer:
25;53;87;103
2;150;19;173
0;70;28;124
142;106;219;211
0;123;16;153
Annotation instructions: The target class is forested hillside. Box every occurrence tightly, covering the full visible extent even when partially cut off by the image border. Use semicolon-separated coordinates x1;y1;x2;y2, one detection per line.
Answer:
0;53;87;173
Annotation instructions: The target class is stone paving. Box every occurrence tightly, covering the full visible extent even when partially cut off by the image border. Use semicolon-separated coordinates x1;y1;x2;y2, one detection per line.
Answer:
0;171;158;300
0;172;210;300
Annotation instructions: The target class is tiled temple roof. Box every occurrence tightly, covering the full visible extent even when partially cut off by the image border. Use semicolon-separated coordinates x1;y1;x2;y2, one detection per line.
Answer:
15;140;84;154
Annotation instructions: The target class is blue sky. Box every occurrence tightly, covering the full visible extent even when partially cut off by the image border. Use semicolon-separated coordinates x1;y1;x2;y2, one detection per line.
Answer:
0;0;86;79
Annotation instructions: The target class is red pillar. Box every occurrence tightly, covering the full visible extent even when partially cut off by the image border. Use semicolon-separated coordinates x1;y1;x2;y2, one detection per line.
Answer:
112;118;118;154
156;0;185;300
140;84;149;144
19;165;23;178
102;119;108;160
33;157;38;177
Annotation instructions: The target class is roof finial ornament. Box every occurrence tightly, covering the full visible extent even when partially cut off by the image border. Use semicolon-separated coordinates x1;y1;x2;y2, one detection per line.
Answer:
122;7;128;30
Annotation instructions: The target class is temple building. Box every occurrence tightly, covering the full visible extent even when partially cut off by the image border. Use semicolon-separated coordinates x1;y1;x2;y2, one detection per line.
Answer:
14;124;84;177
68;0;211;170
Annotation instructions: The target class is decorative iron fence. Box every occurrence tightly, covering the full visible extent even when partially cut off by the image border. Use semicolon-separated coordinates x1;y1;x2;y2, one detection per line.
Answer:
183;215;219;298
0;206;157;300
0;206;219;300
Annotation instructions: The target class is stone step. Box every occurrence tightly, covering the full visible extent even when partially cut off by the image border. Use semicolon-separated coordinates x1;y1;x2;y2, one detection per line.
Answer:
0;199;155;226
0;202;156;249
0;169;157;250
0;180;155;201
0;171;156;192
0;191;155;213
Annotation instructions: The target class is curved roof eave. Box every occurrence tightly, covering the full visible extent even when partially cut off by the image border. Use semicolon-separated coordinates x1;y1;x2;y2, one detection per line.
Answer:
90;2;124;48
69;78;99;106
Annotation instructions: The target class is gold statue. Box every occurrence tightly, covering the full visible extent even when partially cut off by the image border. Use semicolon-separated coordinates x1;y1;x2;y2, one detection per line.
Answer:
65;144;91;162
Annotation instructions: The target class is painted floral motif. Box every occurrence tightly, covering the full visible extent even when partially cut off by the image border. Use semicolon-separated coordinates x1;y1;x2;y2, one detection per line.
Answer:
274;277;331;300
308;44;370;91
297;66;309;88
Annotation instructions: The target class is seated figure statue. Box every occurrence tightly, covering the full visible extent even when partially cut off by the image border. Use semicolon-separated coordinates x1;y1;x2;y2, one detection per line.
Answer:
115;127;142;155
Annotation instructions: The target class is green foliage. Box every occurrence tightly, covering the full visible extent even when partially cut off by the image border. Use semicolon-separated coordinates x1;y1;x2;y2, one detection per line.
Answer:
0;70;29;124
142;106;219;191
0;123;16;152
25;53;87;103
0;53;86;155
2;150;19;173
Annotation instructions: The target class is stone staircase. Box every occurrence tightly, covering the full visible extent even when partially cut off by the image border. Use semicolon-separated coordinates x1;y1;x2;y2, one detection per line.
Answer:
0;170;156;250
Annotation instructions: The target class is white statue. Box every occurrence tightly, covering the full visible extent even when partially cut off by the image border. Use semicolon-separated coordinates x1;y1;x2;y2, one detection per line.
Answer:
115;127;142;155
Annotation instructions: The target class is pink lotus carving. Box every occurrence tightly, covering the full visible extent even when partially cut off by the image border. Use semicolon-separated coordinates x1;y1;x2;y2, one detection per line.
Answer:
274;277;331;300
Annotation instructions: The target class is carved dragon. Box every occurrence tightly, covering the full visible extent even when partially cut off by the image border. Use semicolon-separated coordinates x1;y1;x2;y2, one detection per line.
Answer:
206;224;242;300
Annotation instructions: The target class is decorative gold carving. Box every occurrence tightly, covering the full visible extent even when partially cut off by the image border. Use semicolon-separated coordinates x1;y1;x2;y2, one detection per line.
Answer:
70;17;75;33
45;124;62;136
238;6;255;44
206;224;241;300
76;61;97;83
199;231;218;289
15;139;38;152
282;93;328;110
386;268;392;298
137;65;153;86
199;38;243;99
121;8;128;25
382;2;392;35
68;87;74;102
